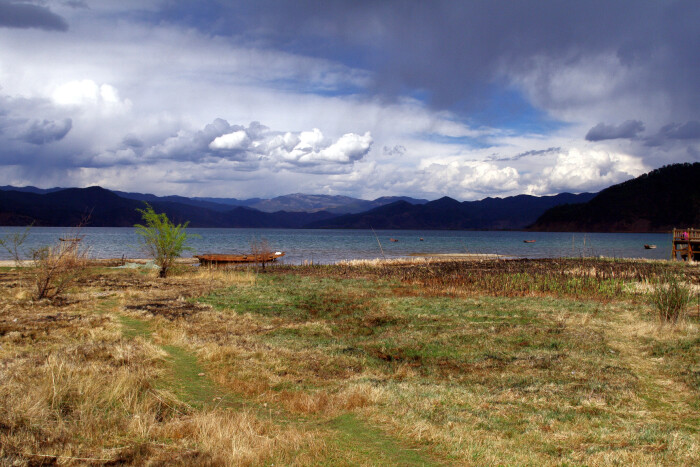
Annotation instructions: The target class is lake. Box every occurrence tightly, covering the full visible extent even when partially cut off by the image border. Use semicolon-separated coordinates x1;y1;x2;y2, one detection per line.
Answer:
0;227;674;264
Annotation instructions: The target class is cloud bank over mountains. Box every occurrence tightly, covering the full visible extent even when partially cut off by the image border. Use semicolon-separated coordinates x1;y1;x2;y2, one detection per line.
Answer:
139;119;373;173
0;0;698;200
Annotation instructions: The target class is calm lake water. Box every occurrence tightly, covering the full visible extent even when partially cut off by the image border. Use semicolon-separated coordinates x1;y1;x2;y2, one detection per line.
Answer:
0;227;673;264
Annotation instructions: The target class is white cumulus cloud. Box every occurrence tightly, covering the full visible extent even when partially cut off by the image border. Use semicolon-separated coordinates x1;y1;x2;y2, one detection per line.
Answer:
275;130;373;166
52;80;130;111
209;130;250;150
526;148;648;195
111;119;373;175
421;161;520;197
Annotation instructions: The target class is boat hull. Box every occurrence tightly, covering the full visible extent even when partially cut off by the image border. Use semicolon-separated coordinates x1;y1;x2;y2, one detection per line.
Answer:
195;252;285;266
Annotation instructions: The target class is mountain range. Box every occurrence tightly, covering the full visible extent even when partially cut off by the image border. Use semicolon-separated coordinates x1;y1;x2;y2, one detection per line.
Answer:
2;163;696;231
307;193;595;230
0;187;334;228
2;186;428;215
0;185;589;229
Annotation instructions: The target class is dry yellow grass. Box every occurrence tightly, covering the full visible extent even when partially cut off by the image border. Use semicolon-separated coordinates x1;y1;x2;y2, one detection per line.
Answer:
1;259;698;465
0;268;325;465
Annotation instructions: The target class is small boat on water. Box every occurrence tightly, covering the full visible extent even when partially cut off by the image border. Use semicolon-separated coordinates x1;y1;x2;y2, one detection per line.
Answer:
644;244;657;249
390;238;399;242
523;240;536;243
195;252;285;266
59;237;82;242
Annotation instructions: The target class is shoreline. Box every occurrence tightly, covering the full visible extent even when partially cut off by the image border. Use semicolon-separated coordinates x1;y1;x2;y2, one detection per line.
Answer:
408;252;507;259
0;257;200;268
0;255;504;268
0;254;685;268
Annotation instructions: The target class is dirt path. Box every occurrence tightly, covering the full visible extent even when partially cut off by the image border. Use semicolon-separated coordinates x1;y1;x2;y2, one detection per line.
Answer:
113;296;440;465
118;313;235;408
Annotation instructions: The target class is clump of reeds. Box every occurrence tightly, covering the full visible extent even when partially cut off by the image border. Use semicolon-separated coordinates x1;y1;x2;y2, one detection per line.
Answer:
337;257;430;267
382;259;634;300
649;273;693;323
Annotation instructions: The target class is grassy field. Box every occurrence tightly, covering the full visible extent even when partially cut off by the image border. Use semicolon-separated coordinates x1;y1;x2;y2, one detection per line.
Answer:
0;258;698;465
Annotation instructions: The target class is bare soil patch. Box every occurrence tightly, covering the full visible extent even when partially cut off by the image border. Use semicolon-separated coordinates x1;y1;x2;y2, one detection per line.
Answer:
125;298;212;320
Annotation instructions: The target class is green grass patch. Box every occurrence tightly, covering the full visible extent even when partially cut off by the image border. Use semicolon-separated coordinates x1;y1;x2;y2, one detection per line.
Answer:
200;274;384;321
94;295;119;314
648;337;700;390
161;344;222;407
119;314;230;408
326;413;438;466
118;314;152;339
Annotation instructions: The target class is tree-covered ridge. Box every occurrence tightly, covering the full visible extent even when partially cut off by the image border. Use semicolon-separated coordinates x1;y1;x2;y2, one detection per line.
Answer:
531;163;700;232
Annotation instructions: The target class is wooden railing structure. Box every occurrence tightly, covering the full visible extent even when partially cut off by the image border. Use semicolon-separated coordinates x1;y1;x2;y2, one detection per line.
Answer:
671;228;700;261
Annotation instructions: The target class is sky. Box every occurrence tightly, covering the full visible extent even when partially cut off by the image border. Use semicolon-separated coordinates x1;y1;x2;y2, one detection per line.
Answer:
0;0;698;200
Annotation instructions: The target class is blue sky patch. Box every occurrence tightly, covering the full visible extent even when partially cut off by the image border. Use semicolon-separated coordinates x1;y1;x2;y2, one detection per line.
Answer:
467;87;567;135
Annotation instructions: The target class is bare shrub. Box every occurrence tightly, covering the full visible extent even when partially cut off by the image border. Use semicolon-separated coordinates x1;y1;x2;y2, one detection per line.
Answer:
649;273;693;324
31;235;89;301
0;224;32;266
250;237;272;271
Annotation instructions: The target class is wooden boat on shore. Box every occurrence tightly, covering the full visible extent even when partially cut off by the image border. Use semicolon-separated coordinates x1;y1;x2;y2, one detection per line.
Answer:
523;240;536;243
195;252;285;266
644;244;657;249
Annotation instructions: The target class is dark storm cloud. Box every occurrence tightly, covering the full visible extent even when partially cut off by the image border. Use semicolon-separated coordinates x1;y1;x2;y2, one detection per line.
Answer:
0;1;68;31
62;1;88;9
0;95;72;154
585;121;645;141
688;145;700;161
658;121;700;140
22;118;72;144
0;93;82;176
166;1;699;117
645;121;700;147
122;135;144;148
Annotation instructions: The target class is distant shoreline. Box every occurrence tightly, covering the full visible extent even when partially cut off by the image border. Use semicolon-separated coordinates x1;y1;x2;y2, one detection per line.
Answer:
0;258;200;268
3;254;683;269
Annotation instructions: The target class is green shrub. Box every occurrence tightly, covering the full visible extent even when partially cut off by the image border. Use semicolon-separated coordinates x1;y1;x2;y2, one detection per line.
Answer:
134;204;198;278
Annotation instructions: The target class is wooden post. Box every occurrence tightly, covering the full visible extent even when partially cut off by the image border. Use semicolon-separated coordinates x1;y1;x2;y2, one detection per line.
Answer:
672;227;699;261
